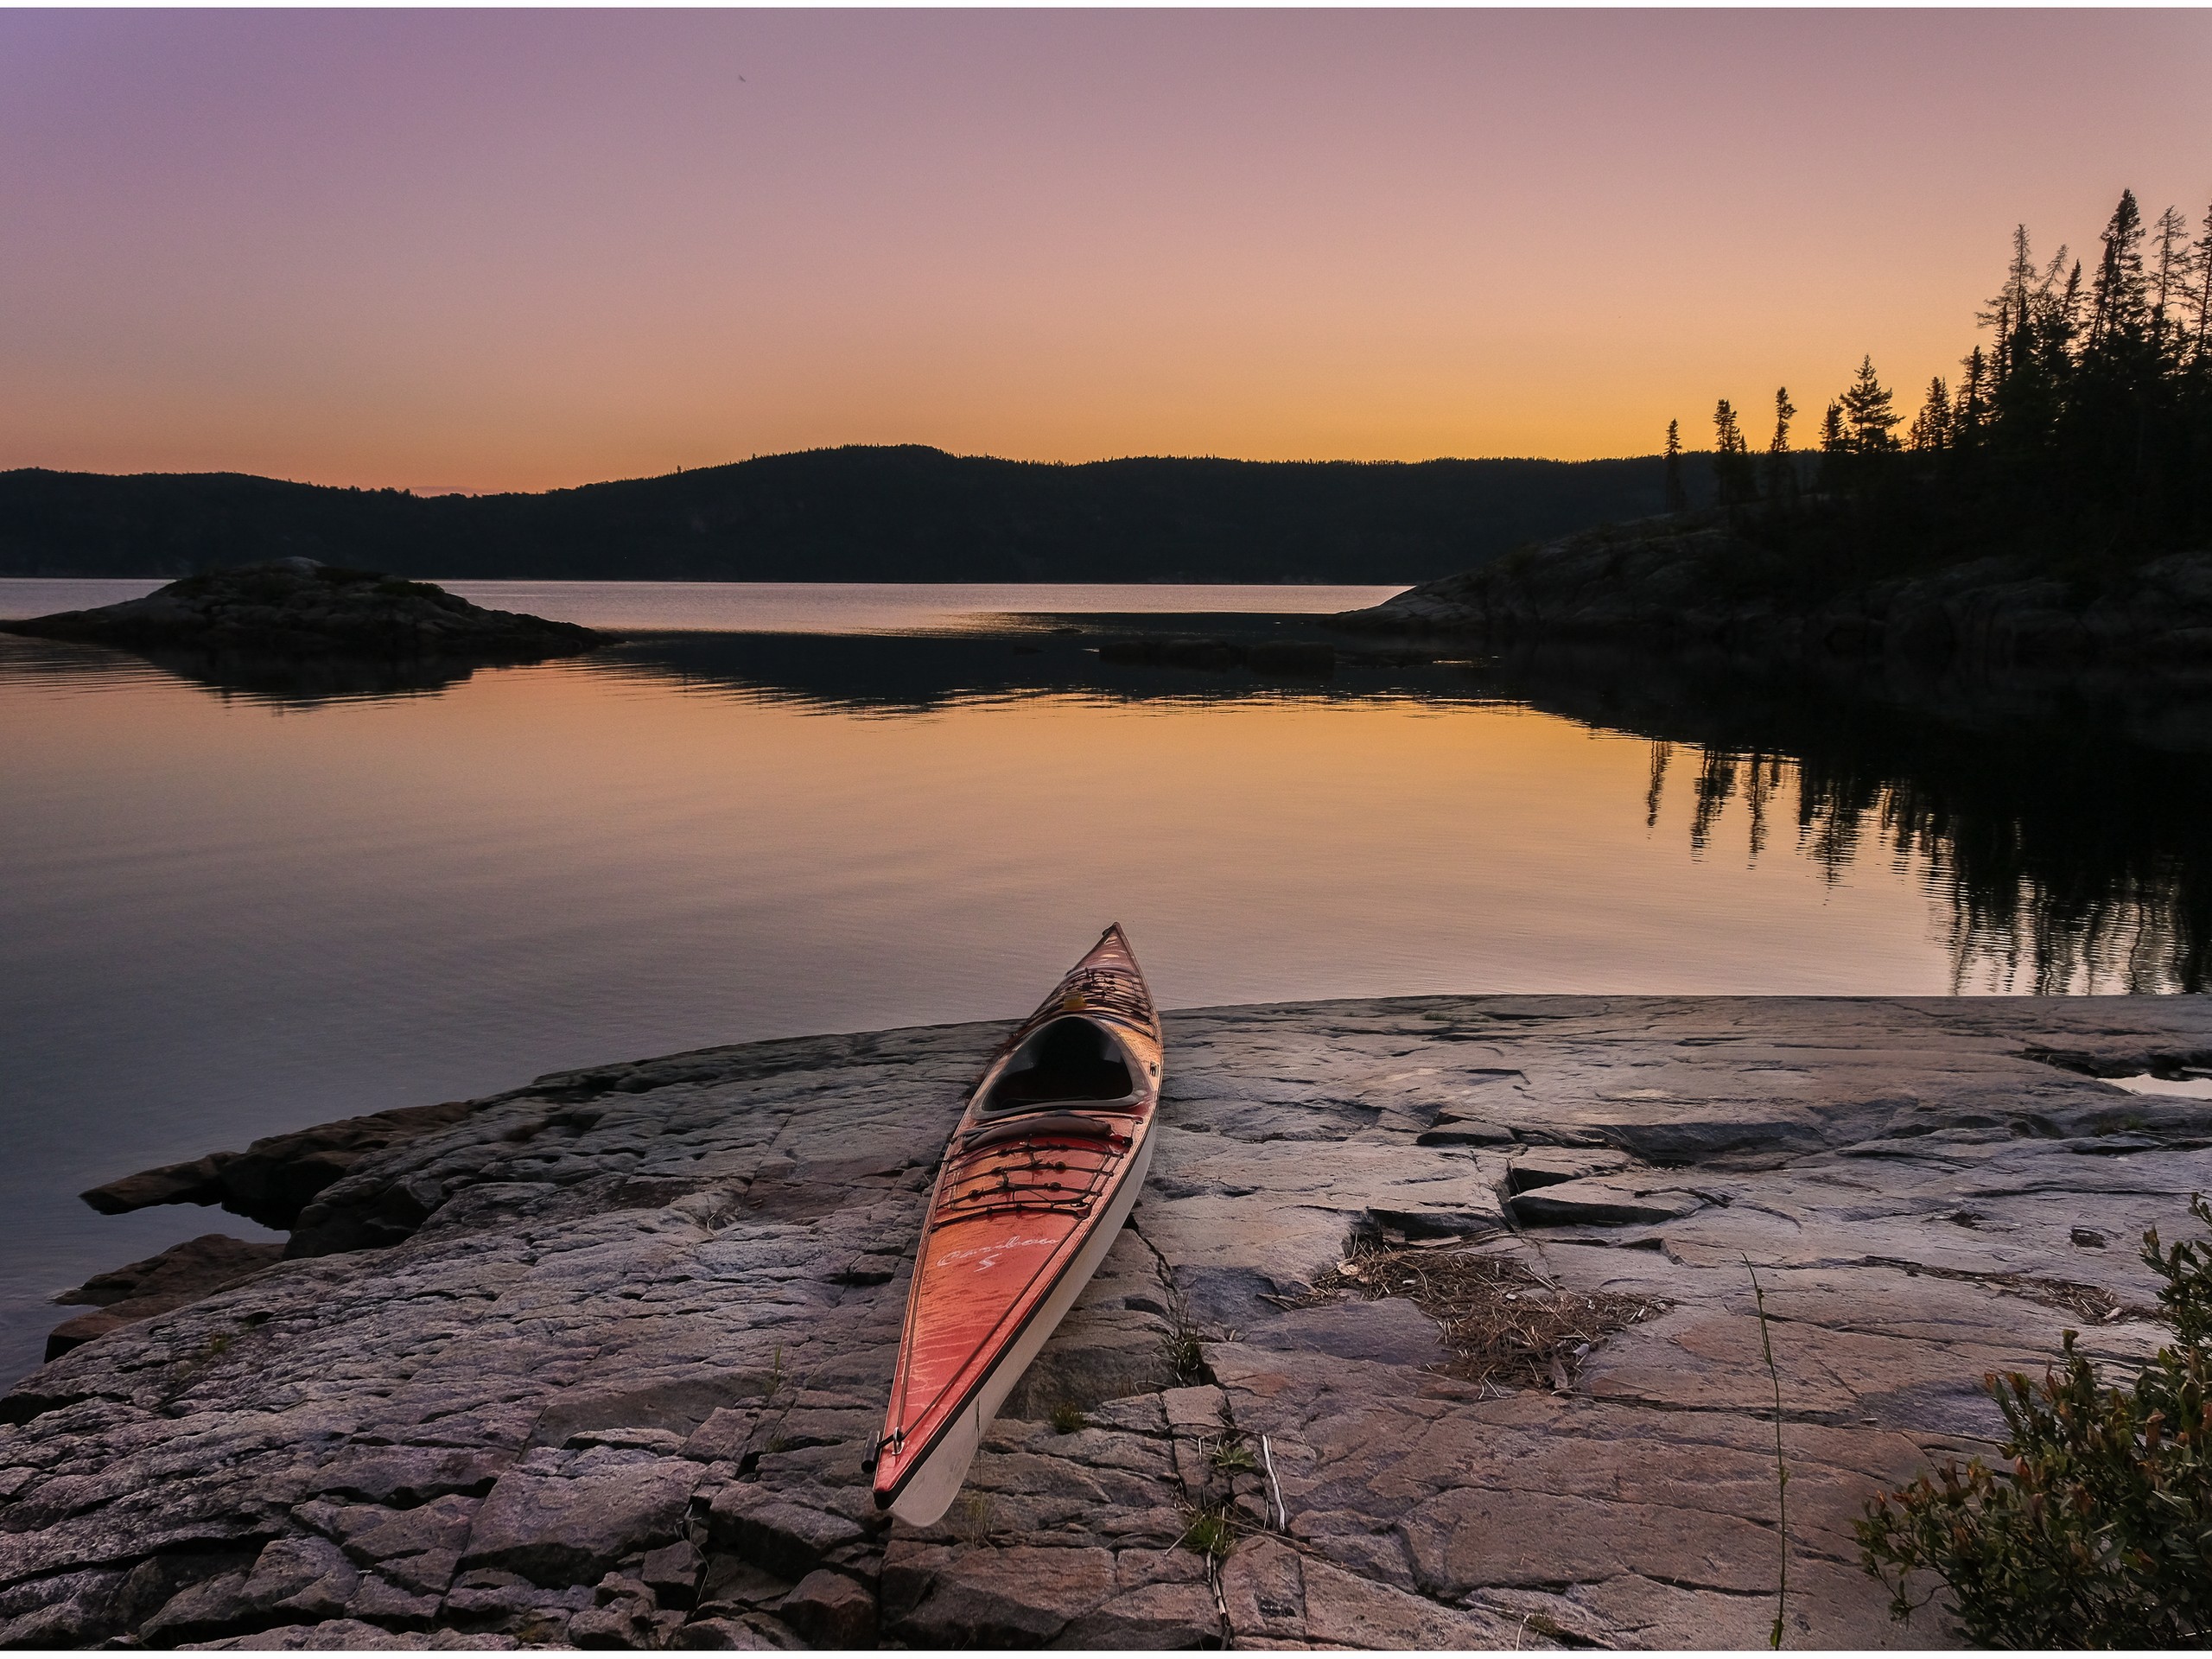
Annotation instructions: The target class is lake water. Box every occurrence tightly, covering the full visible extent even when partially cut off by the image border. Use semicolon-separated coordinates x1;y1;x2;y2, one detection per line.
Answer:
3;579;2205;1380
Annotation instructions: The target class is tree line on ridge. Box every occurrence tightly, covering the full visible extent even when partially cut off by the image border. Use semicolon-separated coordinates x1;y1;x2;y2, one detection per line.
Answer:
1664;188;2212;579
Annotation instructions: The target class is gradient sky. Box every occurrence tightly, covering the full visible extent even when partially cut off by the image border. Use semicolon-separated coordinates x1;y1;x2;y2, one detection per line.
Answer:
4;9;2210;493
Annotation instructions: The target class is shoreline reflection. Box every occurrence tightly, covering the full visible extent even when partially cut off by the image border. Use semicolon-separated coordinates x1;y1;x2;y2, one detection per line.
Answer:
5;621;2203;1005
575;629;2212;996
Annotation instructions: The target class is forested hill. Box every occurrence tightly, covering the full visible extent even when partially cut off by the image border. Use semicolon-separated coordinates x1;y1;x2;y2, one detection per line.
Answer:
0;446;1712;582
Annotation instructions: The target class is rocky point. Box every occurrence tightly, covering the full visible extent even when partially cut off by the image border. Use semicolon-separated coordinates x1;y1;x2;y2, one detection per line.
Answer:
4;994;2210;1649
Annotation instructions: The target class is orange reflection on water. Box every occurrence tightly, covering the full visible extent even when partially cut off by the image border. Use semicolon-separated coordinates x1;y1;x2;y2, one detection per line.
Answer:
5;653;1960;1127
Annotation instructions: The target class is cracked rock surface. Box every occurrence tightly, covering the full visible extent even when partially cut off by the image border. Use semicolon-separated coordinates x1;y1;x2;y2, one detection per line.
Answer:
5;995;2212;1649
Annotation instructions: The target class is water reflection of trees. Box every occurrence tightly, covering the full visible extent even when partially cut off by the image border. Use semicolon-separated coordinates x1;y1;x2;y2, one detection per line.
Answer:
1640;727;2210;995
645;629;2212;996
652;627;2212;996
27;616;2196;994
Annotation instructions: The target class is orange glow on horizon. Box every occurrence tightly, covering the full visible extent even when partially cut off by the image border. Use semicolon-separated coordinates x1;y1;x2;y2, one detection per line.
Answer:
3;10;2209;494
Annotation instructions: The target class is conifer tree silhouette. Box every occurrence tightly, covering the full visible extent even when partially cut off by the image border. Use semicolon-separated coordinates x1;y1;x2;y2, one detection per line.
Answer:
2152;205;2190;351
1764;387;1796;500
1684;185;2212;567
1713;399;1755;506
2088;190;2148;352
1662;419;1688;512
1908;378;1951;451
1954;346;1988;443
1838;357;1899;453
2189;206;2212;359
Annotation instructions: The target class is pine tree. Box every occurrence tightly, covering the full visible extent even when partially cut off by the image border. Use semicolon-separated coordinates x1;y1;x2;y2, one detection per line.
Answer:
1953;346;1988;444
1978;232;2074;463
1662;419;1688;512
1838;356;1899;453
1764;387;1797;499
1768;387;1796;454
2187;203;2212;361
2088;189;2149;350
1978;231;2072;378
2152;205;2190;344
1713;399;1755;505
1980;226;2037;375
1908;378;1951;451
1815;401;1847;493
2032;249;2075;361
1714;398;1744;453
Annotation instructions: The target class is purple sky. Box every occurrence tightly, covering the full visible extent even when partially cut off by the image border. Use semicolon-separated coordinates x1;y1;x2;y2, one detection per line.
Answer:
4;9;2209;491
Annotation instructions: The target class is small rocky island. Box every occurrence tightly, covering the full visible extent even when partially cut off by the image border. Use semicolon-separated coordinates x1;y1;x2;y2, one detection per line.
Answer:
1;559;611;662
4;995;2210;1649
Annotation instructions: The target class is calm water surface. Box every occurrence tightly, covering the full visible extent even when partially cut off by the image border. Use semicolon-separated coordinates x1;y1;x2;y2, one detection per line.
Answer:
1;580;2201;1377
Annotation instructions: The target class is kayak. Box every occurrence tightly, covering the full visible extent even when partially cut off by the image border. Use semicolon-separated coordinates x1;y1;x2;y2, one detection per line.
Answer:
870;924;1163;1524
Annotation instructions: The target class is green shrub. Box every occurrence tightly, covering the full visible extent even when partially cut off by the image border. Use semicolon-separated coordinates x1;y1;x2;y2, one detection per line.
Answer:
1049;1402;1086;1435
1855;1195;2212;1646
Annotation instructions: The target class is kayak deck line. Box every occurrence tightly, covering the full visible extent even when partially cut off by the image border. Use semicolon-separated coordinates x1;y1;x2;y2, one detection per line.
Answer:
933;1122;1131;1224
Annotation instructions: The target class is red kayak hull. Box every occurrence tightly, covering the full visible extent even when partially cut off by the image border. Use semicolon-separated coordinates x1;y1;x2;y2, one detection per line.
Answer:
872;925;1162;1522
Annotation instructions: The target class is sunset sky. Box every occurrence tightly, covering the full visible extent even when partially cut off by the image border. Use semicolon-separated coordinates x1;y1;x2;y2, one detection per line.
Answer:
4;8;2209;494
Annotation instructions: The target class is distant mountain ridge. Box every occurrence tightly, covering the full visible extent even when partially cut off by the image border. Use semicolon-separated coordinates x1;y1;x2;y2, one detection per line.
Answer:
0;444;1715;583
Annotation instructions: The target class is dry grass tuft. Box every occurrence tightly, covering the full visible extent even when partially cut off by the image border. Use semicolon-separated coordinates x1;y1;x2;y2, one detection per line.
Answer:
953;1491;995;1548
1302;1240;1668;1389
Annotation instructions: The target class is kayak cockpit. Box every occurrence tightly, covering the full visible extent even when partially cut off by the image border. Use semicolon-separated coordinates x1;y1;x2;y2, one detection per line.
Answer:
979;1015;1136;1111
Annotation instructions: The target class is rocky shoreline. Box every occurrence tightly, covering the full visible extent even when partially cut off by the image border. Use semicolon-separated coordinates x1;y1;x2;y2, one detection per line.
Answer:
6;995;2212;1649
1330;513;2212;692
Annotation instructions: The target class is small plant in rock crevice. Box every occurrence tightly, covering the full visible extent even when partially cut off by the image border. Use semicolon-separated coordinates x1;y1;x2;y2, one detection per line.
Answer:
1148;1251;1211;1386
1209;1437;1258;1475
1160;1325;1206;1386
1179;1507;1236;1560
1855;1193;2212;1648
1049;1402;1086;1435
